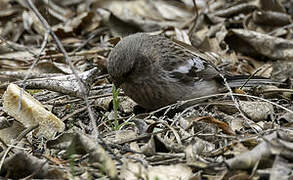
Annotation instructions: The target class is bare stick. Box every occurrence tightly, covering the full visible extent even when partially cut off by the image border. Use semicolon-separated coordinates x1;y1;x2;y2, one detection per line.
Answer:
25;0;98;138
180;93;293;114
24;0;122;164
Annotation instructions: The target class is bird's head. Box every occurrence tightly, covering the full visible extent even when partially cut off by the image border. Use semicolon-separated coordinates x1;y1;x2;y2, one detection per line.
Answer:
107;33;153;87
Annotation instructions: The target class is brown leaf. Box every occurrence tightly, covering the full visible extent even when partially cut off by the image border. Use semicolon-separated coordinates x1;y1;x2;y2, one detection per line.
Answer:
192;116;234;135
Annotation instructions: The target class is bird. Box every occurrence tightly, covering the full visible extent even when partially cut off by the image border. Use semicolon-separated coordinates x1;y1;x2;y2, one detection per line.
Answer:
107;33;276;110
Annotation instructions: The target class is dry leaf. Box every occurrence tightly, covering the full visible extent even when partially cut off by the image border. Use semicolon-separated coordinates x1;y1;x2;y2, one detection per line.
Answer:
3;83;65;139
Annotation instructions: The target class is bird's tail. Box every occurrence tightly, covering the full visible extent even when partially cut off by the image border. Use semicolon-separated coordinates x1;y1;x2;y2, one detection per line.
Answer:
224;75;282;88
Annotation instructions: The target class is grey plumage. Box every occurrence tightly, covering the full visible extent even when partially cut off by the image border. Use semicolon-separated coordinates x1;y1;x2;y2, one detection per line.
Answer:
107;33;277;110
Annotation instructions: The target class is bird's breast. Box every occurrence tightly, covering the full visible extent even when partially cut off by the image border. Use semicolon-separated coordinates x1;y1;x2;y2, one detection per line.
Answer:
120;74;193;109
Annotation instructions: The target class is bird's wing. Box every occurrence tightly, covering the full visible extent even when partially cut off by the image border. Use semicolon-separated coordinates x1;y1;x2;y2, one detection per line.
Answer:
154;38;220;84
148;35;279;88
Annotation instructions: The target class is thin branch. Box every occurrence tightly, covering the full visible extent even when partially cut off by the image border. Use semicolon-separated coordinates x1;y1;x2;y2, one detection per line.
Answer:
25;0;98;137
180;93;293;114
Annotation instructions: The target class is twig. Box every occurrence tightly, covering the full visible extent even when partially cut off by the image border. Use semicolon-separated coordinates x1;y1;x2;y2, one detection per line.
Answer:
262;88;293;94
37;49;110;60
187;0;199;38
268;23;293;35
180;93;293;114
116;129;167;145
25;0;98;137
21;31;50;89
218;73;258;133
24;0;121;165
0;35;37;56
239;68;262;90
233;93;293;113
18;31;50;112
72;27;108;53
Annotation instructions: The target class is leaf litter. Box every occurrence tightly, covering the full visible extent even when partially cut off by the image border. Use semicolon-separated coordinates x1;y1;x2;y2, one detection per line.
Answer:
0;0;293;179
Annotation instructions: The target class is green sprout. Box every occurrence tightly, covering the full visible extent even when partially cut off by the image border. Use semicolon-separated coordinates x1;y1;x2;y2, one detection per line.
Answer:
112;85;121;130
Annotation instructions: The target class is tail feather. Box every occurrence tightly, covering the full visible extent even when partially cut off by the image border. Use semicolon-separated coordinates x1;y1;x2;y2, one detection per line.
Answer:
224;75;282;88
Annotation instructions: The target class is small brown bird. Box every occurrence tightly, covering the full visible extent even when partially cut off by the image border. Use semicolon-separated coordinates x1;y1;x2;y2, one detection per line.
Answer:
107;33;275;110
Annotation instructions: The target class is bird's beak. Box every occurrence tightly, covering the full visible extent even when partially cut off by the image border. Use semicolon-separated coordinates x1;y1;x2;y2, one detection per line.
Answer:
112;79;122;88
113;81;121;88
108;75;121;88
